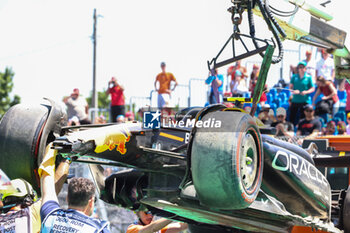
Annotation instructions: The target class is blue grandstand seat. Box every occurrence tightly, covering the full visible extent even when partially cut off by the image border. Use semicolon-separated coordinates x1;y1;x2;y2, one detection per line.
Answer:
281;89;291;98
333;117;341;124
255;103;261;116
338;90;347;103
334;111;346;122
308;90;316;101
243;103;252;109
278;92;287;104
318;117;325;128
269;88;277;99
243;92;251;98
281;103;289;114
307;96;312;104
338;106;346;113
318;113;329;124
273;98;282;108
266;93;273;105
309;88;324;104
310;93;323;104
338;90;347;108
269;103;277;116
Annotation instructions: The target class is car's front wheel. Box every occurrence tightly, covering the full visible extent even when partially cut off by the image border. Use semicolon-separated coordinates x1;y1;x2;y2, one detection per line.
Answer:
0;100;66;193
191;110;263;209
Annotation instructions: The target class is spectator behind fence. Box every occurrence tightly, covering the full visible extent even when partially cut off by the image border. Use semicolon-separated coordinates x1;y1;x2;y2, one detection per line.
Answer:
40;144;110;232
289;61;315;126
154;62;178;109
63;88;91;125
230;70;249;97
107;77;125;123
249;64;267;106
205;69;224;104
126;210;187;233
316;49;334;84
271;107;294;138
312;76;339;116
227;60;248;82
290;50;315;77
296;104;322;137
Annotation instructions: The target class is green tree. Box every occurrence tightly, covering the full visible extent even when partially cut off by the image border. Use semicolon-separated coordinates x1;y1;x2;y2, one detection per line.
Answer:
86;89;110;109
0;67;21;118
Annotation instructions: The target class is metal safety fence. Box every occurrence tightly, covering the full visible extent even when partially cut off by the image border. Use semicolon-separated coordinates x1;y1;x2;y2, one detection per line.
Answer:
189;78;208;107
129;96;151;113
124;46;317;118
132;79;209;110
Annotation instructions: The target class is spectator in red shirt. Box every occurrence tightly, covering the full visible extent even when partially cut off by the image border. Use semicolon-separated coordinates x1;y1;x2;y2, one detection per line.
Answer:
227;60;248;82
107;77;125;123
339;79;350;115
312;75;339;116
249;64;268;106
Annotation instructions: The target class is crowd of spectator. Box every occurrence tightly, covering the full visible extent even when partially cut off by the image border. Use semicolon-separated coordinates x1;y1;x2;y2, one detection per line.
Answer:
61;49;350;142
3;49;350;232
205;48;350;142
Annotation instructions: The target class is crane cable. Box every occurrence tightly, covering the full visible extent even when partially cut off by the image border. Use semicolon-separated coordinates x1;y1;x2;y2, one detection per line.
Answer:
248;0;285;64
267;1;299;17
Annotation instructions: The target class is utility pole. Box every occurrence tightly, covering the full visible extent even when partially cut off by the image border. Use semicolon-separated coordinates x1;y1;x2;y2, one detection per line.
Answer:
91;8;98;122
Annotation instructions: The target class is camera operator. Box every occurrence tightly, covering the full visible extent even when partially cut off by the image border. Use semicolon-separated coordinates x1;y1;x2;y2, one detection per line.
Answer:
107;77;125;123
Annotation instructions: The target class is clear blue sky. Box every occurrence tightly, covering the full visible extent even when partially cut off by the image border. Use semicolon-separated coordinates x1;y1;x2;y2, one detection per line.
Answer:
0;0;348;107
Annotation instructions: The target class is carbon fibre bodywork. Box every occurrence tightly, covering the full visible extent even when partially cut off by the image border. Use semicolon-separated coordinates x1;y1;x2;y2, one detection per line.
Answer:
0;102;345;233
49;104;337;233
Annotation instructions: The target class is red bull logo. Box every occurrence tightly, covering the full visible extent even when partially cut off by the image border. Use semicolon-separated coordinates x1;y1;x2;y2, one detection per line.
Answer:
95;128;131;154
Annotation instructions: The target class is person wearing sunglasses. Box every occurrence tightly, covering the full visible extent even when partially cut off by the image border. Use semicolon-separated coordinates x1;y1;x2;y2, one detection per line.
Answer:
296;104;322;137
271;107;294;138
289;61;315;126
126;210;187;233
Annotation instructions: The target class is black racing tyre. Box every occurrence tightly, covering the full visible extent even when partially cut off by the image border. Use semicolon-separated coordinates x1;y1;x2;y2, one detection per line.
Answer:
191;111;263;209
343;186;350;233
0;103;51;193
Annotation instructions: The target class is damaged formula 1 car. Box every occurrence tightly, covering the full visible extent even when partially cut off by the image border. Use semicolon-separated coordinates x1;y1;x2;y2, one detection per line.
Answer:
0;99;349;233
2;0;350;232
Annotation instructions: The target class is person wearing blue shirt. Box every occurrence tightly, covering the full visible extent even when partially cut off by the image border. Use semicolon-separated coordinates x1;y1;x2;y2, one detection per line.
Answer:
39;144;110;233
205;69;224;104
